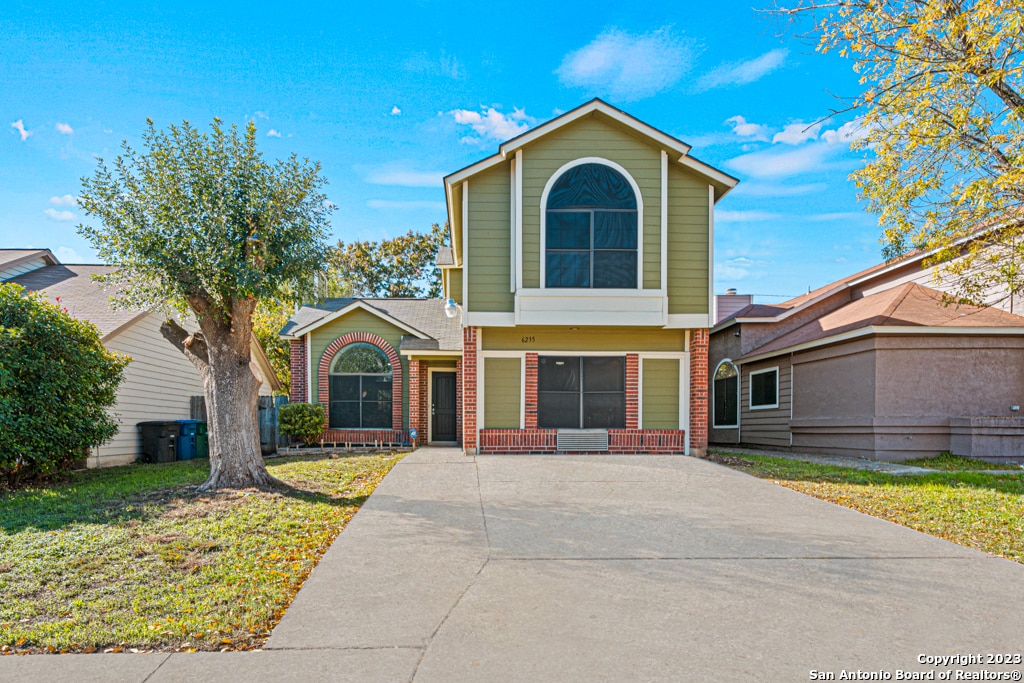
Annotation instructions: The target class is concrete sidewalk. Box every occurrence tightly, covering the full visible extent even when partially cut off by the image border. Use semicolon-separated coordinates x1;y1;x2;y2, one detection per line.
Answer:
3;447;1023;682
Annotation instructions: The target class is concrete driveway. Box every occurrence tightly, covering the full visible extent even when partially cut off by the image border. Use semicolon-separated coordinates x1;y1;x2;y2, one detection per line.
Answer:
3;447;1023;682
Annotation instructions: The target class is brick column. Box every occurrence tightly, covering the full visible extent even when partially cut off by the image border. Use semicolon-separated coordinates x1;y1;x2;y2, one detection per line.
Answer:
455;360;463;446
408;359;427;443
625;353;639;429
689;328;709;454
462;327;478;454
524;353;538;429
289;339;307;403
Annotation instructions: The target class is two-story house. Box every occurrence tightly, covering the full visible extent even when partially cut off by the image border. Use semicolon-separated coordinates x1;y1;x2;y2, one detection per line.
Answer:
283;100;737;455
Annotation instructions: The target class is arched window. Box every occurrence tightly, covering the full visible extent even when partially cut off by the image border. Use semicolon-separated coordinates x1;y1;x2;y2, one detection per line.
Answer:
329;343;392;429
545;162;638;289
712;360;739;428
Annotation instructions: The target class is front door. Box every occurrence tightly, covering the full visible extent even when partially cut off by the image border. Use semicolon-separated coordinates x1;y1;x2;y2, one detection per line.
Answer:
431;372;457;442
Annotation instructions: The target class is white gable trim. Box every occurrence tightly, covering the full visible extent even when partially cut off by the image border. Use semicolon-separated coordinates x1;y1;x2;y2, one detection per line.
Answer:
284;300;431;340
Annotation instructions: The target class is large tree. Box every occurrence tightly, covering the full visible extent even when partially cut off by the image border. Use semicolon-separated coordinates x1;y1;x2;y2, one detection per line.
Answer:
333;222;448;298
773;0;1024;309
79;119;331;489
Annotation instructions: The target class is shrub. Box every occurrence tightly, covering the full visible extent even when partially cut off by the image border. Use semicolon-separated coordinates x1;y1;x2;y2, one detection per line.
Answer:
278;402;326;445
0;283;130;486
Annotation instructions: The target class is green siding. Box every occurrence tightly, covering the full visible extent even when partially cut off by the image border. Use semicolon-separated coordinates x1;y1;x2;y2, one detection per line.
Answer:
482;326;686;352
667;164;710;314
448;268;463;305
451;183;463;266
484;358;521;428
308;308;410;427
520;115;662;290
642;359;680;429
466;162;513;312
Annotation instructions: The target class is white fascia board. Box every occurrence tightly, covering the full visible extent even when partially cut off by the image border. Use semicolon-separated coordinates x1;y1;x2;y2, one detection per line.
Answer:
287;300;431;340
445;154;507;186
666;313;711;329
464;312;516;327
399;349;464;357
678;155;738;196
500;100;692;158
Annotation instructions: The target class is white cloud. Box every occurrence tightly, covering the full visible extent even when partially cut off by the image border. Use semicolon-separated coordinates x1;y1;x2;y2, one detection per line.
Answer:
697;48;788;92
391;106;402;116
452;106;532;143
773;121;820;145
54;246;85;263
366;200;447;210
716;256;770;281
732;182;827;197
716;210;783;223
11;120;31;141
726;143;833;179
556;27;695;101
806;212;871;222
254;111;269;120
724;115;769;141
822;119;871;145
44;208;76;221
56;122;74;135
364;165;445;187
49;194;78;206
403;50;463;79
267;129;282;138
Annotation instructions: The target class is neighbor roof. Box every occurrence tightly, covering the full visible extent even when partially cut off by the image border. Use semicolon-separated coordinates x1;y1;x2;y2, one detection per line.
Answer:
0;248;59;273
6;264;145;340
738;282;1024;362
281;298;463;352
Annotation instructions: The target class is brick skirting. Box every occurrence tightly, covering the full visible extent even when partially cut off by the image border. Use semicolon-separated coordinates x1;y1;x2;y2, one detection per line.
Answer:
479;428;687;454
321;429;410;447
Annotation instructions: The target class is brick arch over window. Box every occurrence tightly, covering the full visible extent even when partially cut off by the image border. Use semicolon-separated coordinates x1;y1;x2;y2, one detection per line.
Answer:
318;332;403;431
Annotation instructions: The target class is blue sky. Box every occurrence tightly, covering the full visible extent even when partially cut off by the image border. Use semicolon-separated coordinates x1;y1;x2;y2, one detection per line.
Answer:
1;0;882;302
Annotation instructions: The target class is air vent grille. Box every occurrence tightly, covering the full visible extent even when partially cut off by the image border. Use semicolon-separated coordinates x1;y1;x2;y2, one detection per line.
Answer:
556;429;609;452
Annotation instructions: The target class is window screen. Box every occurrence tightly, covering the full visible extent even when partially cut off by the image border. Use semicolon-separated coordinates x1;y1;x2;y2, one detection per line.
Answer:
329;344;393;428
750;369;778;409
545;163;637;289
537;356;625;429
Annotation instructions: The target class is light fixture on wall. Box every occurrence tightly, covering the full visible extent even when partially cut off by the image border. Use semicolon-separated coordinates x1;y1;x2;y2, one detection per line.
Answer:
444;298;462;320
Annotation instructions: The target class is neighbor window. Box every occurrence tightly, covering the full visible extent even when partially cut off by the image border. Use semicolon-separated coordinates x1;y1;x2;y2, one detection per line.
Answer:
749;367;778;410
328;343;392;429
537;356;625;429
713;360;739;427
545;163;638;289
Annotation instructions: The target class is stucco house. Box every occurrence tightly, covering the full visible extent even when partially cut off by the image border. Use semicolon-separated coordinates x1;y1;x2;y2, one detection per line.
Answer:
2;248;280;467
708;242;1024;462
283;99;737;455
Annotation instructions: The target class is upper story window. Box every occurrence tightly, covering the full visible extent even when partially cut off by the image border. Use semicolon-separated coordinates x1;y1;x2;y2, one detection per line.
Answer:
328;343;393;429
545;163;638;289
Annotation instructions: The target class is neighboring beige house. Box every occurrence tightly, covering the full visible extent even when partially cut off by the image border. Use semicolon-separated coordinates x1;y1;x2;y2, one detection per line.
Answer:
708;243;1024;463
2;249;280;468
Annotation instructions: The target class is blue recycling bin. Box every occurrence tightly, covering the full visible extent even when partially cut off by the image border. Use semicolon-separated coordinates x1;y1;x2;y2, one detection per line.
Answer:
176;419;199;460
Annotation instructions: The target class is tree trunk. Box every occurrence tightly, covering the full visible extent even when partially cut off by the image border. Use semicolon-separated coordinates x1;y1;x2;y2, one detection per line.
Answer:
161;315;280;491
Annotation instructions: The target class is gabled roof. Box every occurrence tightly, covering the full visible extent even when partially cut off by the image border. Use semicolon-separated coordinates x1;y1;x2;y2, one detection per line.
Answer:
435;246;455;267
6;264;144;340
281;298;463;352
444;99;738;200
738;283;1024;362
0;248;59;275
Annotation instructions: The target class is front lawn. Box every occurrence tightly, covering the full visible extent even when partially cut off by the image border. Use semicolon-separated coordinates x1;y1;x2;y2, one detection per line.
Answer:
0;453;403;654
707;452;1024;564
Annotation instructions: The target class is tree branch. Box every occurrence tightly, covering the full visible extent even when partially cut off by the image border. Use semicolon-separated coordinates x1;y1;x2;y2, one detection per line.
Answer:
160;318;210;372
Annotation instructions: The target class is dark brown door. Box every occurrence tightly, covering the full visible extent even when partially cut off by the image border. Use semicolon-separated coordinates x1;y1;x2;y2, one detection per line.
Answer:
432;372;457;442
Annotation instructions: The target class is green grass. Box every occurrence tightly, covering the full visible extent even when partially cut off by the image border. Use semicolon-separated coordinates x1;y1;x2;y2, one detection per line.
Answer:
899;452;1022;471
709;453;1024;564
0;453;404;654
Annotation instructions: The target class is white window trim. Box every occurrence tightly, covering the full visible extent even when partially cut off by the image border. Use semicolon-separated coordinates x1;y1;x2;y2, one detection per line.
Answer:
538;157;644;290
711;359;739;428
748;366;779;411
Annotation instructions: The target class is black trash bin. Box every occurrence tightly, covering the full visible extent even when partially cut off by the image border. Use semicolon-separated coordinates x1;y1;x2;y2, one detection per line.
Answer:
138;421;181;463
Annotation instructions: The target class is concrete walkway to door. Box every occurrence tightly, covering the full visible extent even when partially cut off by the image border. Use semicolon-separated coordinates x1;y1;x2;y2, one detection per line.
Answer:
3;447;1023;682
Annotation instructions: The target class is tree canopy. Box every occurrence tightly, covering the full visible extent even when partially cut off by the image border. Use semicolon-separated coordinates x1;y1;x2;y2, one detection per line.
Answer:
331;222;448;299
774;0;1024;308
78;119;332;489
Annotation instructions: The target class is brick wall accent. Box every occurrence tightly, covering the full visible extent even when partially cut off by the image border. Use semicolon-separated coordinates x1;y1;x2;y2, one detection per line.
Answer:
479;429;685;454
408;359;428;445
689;328;709;453
455;360;463;446
625;354;639;429
462;327;478;453
289;339;307;403
524;353;538;429
317;332;404;432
